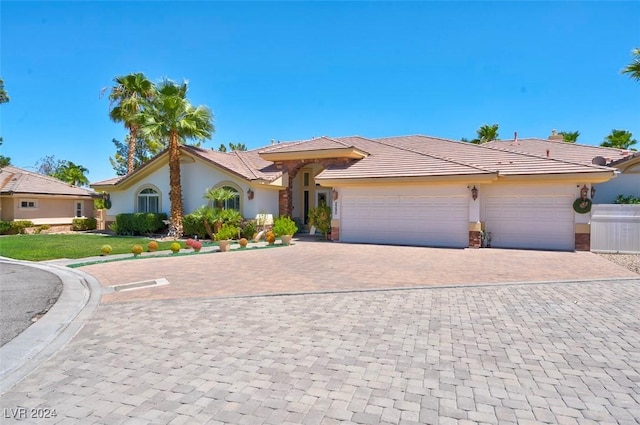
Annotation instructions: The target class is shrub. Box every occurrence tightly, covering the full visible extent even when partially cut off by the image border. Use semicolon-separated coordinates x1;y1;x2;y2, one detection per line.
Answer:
238;237;248;248
308;204;331;236
11;220;34;235
191;240;202;252
147;241;159;252
265;231;276;245
240;220;257;239
34;224;51;234
0;220;13;235
216;223;239;241
72;217;97;231
614;194;640;204
131;245;143;256
182;213;207;239
100;244;113;255
273;216;298;237
113;213;167;236
170;242;181;253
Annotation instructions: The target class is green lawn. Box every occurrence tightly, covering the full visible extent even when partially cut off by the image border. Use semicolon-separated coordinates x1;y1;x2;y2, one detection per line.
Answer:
0;234;187;261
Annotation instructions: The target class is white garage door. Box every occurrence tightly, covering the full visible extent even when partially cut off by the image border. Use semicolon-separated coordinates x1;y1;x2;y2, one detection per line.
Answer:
341;195;469;247
484;195;574;251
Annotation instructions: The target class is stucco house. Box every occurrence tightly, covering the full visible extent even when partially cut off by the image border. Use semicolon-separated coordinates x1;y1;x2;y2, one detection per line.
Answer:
484;130;639;204
91;134;618;252
0;165;96;225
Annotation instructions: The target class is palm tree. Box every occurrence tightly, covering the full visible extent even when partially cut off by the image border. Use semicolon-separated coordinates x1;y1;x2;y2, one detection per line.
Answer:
107;73;156;175
53;161;90;186
601;129;637;150
475;124;499;144
141;79;214;238
559;130;580;143
622;48;640;82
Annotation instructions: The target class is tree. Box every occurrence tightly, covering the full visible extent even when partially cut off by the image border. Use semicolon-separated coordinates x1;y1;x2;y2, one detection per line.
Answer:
463;124;499;144
107;73;156;175
601;129;637;150
559;131;580;143
0;156;10;167
36;155;65;176
217;142;247;152
621;48;640;82
35;155;90;185
140;79;214;238
109;136;163;176
0;77;9;104
54;161;90;186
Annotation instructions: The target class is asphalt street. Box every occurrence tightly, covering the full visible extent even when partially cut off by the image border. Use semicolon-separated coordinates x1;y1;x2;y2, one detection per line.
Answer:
0;262;62;346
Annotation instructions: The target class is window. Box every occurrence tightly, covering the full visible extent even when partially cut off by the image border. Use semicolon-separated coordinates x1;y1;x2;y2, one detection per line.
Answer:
208;186;240;211
20;200;37;209
76;201;83;217
137;188;160;213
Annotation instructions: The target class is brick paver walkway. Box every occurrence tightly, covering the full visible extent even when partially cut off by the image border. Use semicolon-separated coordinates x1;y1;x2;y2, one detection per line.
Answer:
2;279;639;424
77;240;638;303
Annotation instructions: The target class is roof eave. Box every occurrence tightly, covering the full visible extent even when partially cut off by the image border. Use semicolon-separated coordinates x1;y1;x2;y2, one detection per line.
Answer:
315;173;498;187
495;170;617;183
259;147;368;162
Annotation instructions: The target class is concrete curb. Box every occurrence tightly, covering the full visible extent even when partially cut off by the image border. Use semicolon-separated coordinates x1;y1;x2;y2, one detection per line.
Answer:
0;260;102;394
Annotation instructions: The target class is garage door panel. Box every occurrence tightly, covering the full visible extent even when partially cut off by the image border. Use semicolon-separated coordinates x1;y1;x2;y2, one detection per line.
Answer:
484;195;574;251
341;194;468;248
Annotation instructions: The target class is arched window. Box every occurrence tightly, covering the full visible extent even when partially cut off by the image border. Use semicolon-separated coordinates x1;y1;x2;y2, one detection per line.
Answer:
208;185;240;211
137;188;160;213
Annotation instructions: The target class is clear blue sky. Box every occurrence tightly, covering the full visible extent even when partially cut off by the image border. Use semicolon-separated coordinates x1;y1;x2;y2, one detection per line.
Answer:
2;1;639;183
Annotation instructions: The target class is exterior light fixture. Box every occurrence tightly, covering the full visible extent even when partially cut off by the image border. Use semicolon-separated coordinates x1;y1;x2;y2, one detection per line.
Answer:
580;185;588;200
247;189;254;200
332;189;339;201
590;186;596;199
471;185;478;201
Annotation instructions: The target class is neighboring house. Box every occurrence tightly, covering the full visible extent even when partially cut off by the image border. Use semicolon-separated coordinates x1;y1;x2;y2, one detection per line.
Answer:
0;165;96;225
91;134;618;252
484;131;639;204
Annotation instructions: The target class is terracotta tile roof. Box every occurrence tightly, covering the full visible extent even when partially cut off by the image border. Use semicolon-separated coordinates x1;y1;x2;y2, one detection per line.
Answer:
0;166;96;197
483;138;633;166
258;136;358;154
184;146;282;182
315;135;615;180
91;176;124;186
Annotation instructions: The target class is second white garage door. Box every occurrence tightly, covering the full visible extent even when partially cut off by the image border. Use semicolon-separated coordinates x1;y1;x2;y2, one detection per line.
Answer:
484;195;574;251
341;194;469;247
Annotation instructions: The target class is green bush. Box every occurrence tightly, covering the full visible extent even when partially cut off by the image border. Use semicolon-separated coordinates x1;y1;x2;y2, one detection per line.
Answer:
11;220;34;235
216;223;239;241
614;194;640;204
72;217;97;231
0;220;13;235
113;213;167;236
34;224;51;234
240;220;257;239
273;216;298;236
182;213;207;239
308;204;332;236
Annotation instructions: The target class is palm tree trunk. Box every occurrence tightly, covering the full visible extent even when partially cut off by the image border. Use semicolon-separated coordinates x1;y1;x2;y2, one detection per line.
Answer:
168;131;184;238
127;126;137;175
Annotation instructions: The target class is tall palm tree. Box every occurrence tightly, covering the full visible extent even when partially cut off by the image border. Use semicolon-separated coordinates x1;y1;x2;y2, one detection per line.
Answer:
108;73;156;174
622;48;640;82
559;130;580;143
141;79;214;237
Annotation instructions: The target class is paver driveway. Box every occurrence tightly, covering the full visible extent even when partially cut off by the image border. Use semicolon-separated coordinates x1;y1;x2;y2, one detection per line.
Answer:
78;240;638;303
2;279;639;424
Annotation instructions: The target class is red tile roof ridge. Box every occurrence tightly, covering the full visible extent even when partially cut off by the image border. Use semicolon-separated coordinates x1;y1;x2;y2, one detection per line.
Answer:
232;150;260;180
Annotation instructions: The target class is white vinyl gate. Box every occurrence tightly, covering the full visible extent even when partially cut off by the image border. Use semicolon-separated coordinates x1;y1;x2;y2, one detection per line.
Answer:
590;204;640;253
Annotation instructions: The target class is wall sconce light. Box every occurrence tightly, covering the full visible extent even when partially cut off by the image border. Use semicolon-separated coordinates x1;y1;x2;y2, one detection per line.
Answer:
332;189;339;201
471;185;478;201
580;185;588;200
590;186;596;199
247;189;254;200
